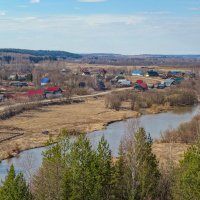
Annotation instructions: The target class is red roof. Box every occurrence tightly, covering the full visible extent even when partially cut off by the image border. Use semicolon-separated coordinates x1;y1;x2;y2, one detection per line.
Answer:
139;83;148;89
136;80;143;84
45;87;61;92
27;89;44;97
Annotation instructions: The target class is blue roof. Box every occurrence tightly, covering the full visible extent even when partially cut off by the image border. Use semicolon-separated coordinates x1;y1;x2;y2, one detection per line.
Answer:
41;77;50;83
132;70;143;74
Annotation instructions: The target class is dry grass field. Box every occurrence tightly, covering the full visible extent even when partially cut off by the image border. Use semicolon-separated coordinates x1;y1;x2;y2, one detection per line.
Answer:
0;96;190;166
0;97;139;160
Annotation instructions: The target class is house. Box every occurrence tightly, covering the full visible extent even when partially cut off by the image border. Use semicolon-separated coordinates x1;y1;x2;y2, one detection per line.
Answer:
157;82;166;89
164;79;175;87
136;80;143;84
110;75;125;85
17;74;27;81
167;71;183;78
134;82;148;91
118;79;132;87
131;70;144;76
9;74;28;81
27;89;44;98
173;77;184;84
9;81;28;87
41;77;50;86
44;87;63;98
146;70;159;77
8;75;17;81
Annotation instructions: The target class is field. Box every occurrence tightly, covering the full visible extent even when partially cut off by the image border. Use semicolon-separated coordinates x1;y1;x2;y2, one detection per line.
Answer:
0;97;139;160
0;96;190;166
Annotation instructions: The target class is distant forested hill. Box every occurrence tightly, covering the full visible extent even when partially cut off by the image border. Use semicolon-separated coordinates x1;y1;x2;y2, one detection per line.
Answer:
1;48;200;67
0;48;82;59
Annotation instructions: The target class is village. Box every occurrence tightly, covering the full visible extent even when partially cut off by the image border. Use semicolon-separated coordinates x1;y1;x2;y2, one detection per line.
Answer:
0;65;195;104
0;62;198;162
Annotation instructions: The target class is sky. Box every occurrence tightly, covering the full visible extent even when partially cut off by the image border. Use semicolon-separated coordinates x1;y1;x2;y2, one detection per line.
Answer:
0;0;200;54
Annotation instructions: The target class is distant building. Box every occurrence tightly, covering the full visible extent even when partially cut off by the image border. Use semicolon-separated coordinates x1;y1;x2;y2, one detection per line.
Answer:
164;79;175;87
44;87;63;98
131;70;144;76
146;70;159;77
41;77;50;86
27;89;44;98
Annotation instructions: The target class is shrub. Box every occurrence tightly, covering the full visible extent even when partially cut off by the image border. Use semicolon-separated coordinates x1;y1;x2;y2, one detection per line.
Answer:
105;93;122;111
161;115;200;143
165;90;197;106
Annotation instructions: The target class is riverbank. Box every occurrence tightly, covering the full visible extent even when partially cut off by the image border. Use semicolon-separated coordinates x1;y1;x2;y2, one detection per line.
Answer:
0;95;197;163
0;97;139;161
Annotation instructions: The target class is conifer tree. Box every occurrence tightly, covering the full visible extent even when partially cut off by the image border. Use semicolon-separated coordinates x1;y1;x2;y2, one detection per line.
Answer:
0;165;32;200
94;136;112;200
69;135;96;200
172;140;200;200
33;130;71;200
111;142;129;200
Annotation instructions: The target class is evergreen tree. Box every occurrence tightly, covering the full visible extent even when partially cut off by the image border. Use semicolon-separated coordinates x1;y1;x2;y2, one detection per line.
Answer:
33;130;71;200
111;142;129;200
133;128;160;200
0;165;32;200
172;140;200;200
69;135;96;200
94;136;112;200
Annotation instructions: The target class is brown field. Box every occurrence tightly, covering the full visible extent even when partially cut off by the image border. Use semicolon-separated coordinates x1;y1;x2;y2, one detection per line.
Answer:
0;97;139;160
0;96;190;165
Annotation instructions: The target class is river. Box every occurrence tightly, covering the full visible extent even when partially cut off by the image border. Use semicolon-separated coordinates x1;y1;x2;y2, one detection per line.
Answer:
0;105;199;181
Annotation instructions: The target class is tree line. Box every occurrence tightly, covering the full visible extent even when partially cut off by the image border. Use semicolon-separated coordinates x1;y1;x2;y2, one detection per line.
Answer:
0;128;200;200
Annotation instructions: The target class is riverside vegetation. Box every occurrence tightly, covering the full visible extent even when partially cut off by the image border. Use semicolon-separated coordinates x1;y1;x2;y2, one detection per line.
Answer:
105;84;197;112
1;128;200;200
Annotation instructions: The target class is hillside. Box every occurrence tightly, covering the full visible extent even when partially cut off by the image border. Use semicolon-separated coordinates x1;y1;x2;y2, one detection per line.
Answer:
0;48;82;59
1;48;200;67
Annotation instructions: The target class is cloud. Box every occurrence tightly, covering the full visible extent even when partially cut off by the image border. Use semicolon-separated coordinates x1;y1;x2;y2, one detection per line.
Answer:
30;0;40;4
78;0;107;3
1;14;200;54
0;11;6;16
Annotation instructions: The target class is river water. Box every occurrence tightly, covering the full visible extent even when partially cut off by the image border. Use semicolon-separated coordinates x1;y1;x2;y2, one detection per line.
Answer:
0;105;199;181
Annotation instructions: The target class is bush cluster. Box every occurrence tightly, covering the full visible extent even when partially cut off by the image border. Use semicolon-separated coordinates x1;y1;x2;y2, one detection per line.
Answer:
105;88;197;111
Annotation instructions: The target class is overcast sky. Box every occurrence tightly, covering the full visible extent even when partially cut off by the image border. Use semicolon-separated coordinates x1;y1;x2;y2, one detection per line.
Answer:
0;0;200;54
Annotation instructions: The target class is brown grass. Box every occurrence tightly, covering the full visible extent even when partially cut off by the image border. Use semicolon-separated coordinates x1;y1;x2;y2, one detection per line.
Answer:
0;97;139;160
152;142;190;167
